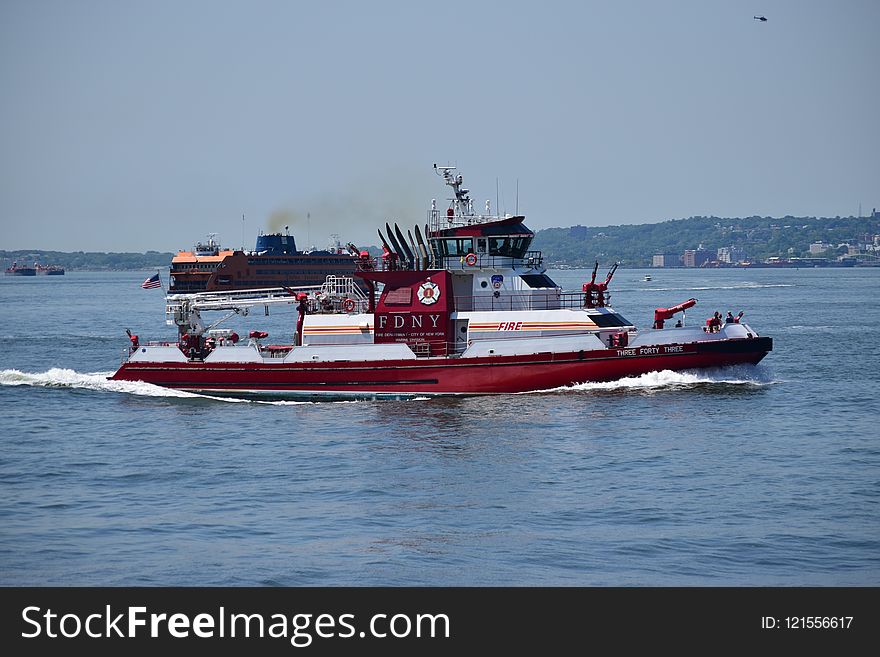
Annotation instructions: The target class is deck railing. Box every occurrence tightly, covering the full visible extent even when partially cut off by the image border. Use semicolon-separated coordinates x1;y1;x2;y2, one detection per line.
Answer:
451;291;607;311
354;251;544;273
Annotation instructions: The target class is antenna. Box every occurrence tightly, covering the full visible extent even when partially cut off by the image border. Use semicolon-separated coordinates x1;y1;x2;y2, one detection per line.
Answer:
516;178;519;215
241;214;245;250
496;178;499;218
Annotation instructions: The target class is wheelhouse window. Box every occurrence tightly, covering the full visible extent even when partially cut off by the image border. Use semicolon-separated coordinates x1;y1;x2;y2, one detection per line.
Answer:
436;238;475;257
520;274;558;288
488;236;531;258
591;313;633;328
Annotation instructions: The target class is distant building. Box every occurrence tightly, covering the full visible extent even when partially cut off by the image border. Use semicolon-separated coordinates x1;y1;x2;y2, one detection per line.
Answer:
809;242;829;254
652;252;681;267
717;247;731;263
683;248;711;268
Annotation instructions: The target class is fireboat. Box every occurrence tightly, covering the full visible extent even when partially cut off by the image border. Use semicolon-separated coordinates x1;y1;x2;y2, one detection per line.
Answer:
110;165;772;397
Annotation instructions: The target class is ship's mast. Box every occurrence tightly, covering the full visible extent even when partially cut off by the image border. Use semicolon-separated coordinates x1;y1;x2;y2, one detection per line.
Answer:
434;163;475;218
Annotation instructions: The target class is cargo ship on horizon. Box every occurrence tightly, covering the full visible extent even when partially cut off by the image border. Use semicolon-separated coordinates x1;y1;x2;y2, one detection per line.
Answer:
36;263;65;275
4;261;65;276
4;262;36;276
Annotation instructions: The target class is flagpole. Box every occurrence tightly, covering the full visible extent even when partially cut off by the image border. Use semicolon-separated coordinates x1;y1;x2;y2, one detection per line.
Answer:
158;269;166;296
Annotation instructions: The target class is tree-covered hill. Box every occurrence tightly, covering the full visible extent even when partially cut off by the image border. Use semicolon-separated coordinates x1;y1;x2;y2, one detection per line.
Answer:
531;215;880;267
4;214;879;270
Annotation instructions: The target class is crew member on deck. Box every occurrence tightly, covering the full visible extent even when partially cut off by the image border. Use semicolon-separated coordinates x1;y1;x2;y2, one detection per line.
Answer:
127;330;138;350
381;245;397;271
358;250;374;271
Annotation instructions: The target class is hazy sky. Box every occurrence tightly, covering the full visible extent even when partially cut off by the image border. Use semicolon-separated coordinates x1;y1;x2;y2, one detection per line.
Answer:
1;0;877;252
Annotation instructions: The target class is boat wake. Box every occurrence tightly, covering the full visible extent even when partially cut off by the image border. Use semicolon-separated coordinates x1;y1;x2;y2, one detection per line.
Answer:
0;368;420;405
1;366;776;402
0;367;209;398
540;365;777;394
638;283;795;293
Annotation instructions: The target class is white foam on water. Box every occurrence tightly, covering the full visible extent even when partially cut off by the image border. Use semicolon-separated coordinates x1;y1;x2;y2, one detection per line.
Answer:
639;283;795;293
0;368;315;403
0;368;200;397
0;368;430;405
534;365;777;394
2;366;776;403
0;368;328;404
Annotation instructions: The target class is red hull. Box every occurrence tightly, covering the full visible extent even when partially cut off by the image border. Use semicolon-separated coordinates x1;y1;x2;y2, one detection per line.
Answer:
111;337;772;396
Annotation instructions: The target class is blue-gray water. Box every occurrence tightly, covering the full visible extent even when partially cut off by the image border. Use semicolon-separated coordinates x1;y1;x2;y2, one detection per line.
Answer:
1;268;878;585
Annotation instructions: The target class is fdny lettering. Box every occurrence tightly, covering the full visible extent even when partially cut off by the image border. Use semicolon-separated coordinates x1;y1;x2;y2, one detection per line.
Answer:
378;314;441;330
616;345;686;357
497;322;523;331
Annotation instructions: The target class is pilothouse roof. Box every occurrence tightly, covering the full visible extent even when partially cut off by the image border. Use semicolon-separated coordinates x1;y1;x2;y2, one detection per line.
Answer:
432;215;532;238
423;165;535;248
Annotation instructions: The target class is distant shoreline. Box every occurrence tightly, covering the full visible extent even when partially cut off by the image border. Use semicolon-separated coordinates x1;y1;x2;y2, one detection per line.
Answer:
1;251;173;273
4;213;879;269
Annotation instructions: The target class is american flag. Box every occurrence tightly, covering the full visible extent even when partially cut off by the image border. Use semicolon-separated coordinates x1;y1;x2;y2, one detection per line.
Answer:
141;273;161;289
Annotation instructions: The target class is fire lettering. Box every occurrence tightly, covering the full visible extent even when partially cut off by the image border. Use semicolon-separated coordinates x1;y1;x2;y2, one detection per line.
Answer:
497;322;523;331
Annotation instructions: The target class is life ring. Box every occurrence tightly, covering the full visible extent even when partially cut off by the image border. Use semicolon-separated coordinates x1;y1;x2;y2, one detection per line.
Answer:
342;298;356;312
465;253;477;266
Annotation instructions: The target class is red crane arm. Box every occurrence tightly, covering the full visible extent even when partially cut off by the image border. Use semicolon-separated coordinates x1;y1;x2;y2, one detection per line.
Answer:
653;298;698;325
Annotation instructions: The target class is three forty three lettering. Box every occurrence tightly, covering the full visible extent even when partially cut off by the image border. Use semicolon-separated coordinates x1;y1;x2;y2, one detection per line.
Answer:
616;345;685;357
